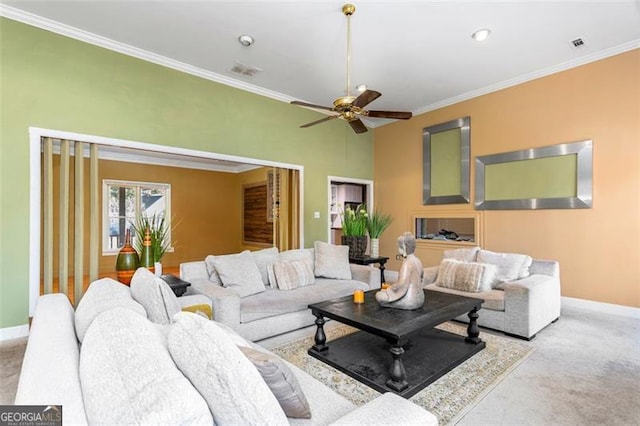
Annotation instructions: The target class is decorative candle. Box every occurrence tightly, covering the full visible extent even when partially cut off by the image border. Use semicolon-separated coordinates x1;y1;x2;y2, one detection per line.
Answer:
353;289;365;304
381;283;391;290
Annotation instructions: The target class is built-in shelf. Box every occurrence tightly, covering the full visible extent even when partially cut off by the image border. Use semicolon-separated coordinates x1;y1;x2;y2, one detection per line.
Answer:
408;211;483;266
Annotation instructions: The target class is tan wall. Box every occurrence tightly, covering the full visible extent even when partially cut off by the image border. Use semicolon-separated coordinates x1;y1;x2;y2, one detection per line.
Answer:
374;50;640;307
45;156;243;276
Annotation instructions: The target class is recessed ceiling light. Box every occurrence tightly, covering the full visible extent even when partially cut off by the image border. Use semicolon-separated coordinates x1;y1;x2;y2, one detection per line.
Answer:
471;28;491;42
356;84;367;92
238;34;254;47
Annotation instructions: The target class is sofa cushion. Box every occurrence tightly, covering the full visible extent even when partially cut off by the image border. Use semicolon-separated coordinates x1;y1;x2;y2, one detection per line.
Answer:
168;312;288;425
214;250;266;297
443;246;480;262
435;259;496;293
252;247;280;286
74;277;147;342
130;267;181;325
314;241;351;280
204;255;223;285
79;308;213;425
477;249;533;285
240;279;368;323
426;283;505;311
279;248;315;268
239;346;311;419
270;259;315;290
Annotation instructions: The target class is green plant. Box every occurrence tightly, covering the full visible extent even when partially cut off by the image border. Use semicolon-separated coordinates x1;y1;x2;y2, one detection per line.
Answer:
131;213;171;263
341;204;368;237
367;210;393;238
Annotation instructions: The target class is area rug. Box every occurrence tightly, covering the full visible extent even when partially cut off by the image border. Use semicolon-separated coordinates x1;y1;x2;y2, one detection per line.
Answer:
271;322;534;425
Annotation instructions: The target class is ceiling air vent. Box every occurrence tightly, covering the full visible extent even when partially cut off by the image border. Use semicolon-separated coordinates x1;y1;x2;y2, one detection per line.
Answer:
229;62;262;78
570;38;585;48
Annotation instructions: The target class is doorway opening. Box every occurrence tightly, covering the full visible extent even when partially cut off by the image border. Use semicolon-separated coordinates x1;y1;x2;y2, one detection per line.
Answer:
327;176;374;245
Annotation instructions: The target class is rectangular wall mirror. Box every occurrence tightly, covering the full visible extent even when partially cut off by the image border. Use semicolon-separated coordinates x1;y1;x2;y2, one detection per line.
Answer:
475;140;593;209
423;116;470;204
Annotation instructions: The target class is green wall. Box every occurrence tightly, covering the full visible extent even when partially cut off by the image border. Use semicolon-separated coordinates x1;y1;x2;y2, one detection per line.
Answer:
0;19;374;329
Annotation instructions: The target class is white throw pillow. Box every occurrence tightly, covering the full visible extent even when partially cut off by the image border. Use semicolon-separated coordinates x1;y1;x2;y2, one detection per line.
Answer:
269;259;315;290
477;249;533;285
435;259;496;293
443;247;480;262
204;255;223;285
313;241;352;280
74;278;147;342
251;247;279;286
130;267;181;324
168;312;288;425
214;250;266;297
279;248;315;267
239;346;311;419
80;308;213;425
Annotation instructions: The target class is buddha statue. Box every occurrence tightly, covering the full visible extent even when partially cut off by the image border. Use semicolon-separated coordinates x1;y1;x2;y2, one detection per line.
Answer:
375;232;425;310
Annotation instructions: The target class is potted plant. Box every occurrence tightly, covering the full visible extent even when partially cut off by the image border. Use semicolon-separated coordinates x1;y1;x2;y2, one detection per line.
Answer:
132;213;171;275
367;210;393;257
340;204;368;258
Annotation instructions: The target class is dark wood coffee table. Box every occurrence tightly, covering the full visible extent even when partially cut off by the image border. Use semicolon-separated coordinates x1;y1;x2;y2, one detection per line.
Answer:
308;289;485;398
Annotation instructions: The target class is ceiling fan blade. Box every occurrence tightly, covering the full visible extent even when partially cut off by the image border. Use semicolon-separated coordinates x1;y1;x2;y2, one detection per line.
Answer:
291;100;334;112
367;110;413;120
300;115;338;128
348;119;368;134
352;90;382;108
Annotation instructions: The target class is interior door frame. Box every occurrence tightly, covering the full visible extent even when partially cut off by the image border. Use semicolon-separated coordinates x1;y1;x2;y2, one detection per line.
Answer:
327;176;374;243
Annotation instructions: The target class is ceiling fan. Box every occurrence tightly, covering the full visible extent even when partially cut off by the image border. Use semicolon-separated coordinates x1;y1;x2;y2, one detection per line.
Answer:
291;4;412;134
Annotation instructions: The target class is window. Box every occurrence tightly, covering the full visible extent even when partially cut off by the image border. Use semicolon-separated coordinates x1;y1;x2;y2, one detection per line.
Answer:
102;179;172;254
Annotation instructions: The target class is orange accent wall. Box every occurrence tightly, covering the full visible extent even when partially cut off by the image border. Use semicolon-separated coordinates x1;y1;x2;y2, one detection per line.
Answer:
374;50;640;307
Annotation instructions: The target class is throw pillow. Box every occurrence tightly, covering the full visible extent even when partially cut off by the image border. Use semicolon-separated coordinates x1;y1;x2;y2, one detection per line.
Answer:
80;308;213;425
130;267;181;325
443;247;480;262
313;241;351;280
204;255;223;286
168;312;288;425
74;277;147;342
238;346;312;419
279;248;315;267
213;250;266;297
477;249;533;285
435;259;496;293
251;247;279;286
269;259;315;290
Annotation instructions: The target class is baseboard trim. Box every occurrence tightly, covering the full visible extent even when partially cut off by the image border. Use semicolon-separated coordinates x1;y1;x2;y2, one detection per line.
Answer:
0;324;29;342
562;296;640;319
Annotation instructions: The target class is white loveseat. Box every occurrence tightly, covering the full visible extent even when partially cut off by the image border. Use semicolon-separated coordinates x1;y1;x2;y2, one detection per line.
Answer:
180;242;381;341
15;271;437;425
388;247;561;340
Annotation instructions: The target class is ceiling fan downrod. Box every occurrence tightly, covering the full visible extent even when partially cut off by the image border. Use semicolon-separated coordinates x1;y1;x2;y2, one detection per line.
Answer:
343;4;355;99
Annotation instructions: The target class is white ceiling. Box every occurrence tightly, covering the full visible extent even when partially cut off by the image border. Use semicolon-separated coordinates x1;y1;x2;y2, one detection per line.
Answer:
2;1;640;129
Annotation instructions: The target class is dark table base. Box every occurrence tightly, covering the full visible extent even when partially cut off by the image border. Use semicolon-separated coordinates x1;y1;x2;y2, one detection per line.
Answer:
308;327;486;398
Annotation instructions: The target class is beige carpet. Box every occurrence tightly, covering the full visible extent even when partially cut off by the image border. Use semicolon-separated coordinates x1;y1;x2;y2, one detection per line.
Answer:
0;337;27;405
272;322;534;426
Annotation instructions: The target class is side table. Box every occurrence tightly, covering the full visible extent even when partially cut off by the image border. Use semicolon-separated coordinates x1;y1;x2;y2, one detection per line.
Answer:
349;256;389;284
159;274;191;297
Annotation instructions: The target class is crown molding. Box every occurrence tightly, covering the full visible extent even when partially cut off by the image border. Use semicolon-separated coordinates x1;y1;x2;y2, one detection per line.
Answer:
2;5;638;130
410;39;640;119
0;4;296;104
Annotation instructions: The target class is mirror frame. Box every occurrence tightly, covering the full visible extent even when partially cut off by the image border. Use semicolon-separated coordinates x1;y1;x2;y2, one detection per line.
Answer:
422;116;471;205
475;139;593;210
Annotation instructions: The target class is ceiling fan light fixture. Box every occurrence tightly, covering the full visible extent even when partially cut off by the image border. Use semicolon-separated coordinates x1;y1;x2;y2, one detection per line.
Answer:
471;28;491;42
356;84;367;92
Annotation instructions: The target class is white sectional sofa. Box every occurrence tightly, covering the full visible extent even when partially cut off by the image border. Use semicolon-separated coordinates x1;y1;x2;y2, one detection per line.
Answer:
388;247;561;340
180;242;382;341
15;269;437;425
